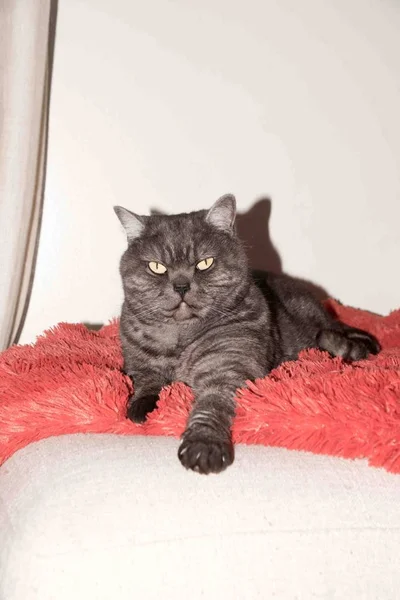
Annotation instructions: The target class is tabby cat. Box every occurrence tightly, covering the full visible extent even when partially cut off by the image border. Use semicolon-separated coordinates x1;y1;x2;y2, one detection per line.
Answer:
114;195;380;474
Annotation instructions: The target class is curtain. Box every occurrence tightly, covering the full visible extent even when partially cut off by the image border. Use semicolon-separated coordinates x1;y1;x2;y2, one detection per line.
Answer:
0;0;56;350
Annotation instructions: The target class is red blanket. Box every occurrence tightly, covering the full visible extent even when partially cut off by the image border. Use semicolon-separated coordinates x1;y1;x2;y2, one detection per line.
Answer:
1;300;399;472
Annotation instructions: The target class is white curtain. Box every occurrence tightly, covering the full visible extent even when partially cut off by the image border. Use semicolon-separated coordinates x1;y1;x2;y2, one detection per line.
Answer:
0;0;54;350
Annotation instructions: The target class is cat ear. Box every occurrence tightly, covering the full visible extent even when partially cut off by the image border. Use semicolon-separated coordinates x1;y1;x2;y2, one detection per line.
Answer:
205;194;236;232
114;206;146;242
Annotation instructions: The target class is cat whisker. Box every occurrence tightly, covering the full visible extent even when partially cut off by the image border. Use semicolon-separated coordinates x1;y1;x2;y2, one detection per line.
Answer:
205;305;241;326
126;305;161;322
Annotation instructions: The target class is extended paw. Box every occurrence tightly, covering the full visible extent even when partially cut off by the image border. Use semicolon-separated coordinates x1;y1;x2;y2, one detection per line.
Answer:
126;394;158;423
345;328;381;356
317;327;381;361
178;429;234;474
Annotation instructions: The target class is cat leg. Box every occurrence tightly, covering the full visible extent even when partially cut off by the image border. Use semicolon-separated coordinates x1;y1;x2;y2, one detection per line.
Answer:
177;341;266;474
316;325;381;361
125;369;170;423
255;270;381;361
178;390;236;474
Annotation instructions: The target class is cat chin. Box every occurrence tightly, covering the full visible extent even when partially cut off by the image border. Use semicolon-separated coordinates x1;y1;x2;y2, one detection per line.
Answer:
173;302;195;322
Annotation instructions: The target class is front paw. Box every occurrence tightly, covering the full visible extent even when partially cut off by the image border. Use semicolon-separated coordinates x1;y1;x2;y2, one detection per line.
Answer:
127;394;158;423
178;428;234;474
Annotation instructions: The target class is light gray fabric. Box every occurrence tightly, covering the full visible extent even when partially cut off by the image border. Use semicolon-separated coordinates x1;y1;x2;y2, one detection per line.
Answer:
0;0;52;350
0;434;399;599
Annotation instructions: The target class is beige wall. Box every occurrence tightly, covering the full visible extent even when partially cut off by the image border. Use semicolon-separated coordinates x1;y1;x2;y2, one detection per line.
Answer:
21;0;400;342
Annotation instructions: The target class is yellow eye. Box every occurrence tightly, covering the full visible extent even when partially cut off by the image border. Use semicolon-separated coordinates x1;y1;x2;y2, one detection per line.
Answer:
148;261;167;275
196;257;214;271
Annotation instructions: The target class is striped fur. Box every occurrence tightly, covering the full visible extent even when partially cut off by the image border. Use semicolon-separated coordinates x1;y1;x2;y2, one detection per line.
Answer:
115;195;380;474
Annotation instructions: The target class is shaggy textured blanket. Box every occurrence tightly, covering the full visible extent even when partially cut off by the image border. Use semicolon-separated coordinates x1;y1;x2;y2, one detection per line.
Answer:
0;300;399;473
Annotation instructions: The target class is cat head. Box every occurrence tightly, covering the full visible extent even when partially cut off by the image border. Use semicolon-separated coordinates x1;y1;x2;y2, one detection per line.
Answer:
114;194;249;323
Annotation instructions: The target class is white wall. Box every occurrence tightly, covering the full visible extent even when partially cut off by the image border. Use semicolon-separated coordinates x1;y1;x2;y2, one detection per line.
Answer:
21;0;400;343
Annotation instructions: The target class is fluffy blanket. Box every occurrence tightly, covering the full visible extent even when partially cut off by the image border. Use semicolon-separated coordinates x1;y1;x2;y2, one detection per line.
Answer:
0;300;399;473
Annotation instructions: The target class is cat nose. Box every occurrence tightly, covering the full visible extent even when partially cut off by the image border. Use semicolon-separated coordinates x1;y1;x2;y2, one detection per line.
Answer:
173;282;190;298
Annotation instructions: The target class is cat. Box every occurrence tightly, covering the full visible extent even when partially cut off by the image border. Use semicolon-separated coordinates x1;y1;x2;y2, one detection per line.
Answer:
114;194;380;474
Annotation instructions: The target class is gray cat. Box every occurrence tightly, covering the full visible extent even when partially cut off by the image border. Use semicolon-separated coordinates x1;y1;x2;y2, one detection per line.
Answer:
114;194;380;474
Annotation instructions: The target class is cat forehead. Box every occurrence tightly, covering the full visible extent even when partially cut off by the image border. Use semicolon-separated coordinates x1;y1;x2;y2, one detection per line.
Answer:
141;235;214;264
146;213;214;244
147;211;204;233
137;219;219;262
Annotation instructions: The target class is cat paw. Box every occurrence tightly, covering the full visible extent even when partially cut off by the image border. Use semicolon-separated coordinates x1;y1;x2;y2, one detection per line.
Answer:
178;430;234;474
317;327;381;361
126;394;158;423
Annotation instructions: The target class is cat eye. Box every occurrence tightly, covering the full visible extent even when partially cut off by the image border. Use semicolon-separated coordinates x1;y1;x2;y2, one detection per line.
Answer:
148;261;167;275
196;257;214;271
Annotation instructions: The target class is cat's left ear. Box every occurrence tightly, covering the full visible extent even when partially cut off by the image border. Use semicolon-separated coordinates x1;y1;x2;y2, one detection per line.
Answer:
206;194;236;233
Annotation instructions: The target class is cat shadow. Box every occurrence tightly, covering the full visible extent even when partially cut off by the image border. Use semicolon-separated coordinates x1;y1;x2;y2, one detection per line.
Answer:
84;322;104;332
236;198;329;302
236;198;282;274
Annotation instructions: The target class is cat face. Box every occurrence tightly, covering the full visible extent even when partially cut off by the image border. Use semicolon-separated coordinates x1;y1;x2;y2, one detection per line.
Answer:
115;195;249;323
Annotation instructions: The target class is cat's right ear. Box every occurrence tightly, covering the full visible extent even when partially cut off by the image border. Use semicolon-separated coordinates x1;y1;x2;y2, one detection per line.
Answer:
114;206;145;242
